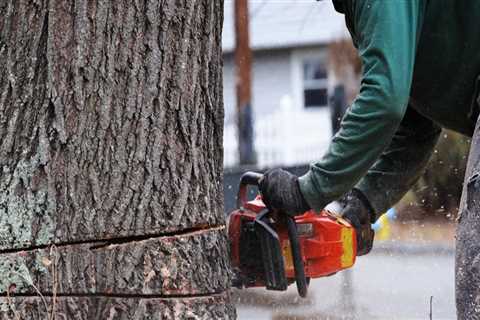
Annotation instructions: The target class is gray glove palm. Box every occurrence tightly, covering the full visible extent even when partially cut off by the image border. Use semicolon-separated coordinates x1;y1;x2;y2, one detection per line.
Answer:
259;168;310;216
340;190;375;256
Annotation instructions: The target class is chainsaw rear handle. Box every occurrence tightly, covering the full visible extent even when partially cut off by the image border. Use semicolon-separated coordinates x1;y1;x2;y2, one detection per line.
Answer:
237;171;263;208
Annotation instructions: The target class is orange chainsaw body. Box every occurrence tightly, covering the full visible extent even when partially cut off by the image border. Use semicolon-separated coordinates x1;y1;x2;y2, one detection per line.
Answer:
229;195;357;289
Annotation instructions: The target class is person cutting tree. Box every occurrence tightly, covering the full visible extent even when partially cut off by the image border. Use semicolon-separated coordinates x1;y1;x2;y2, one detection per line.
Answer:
256;1;480;318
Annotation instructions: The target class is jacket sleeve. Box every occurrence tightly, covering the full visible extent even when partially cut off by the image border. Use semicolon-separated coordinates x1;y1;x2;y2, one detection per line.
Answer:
298;0;423;211
355;107;441;221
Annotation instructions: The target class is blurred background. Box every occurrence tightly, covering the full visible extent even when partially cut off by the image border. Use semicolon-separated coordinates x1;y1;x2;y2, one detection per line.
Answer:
222;1;467;319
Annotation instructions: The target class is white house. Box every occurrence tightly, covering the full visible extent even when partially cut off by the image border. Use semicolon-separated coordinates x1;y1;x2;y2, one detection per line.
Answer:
222;0;352;168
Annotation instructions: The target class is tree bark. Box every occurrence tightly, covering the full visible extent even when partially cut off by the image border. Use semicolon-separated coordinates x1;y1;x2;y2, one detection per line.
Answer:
0;295;233;319
0;0;234;319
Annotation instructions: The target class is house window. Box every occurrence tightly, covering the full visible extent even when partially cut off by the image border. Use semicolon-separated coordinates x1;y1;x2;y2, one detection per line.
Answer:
302;59;328;108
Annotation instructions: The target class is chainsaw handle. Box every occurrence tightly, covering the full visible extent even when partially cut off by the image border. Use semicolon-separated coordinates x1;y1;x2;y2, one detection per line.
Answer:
240;171;263;186
237;172;263;208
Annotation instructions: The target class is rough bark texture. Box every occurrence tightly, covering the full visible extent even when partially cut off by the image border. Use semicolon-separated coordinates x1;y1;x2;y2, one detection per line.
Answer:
456;113;480;320
0;228;230;296
0;0;233;319
0;0;224;249
0;294;235;319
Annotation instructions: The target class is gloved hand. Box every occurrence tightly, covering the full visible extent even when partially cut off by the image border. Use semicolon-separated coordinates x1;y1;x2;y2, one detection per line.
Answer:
340;190;375;256
259;168;310;216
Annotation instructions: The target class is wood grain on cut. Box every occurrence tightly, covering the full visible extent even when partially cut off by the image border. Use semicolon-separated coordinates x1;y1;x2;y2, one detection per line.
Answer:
0;228;230;296
0;294;236;320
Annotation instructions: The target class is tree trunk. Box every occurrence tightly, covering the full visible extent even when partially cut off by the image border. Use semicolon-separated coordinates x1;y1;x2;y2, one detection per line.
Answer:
0;0;234;319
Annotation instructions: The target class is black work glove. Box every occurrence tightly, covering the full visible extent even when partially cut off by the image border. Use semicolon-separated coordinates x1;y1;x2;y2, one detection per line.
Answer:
259;168;310;216
340;189;375;256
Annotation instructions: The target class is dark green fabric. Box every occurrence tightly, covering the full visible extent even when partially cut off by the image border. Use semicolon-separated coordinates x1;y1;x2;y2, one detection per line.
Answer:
299;0;480;216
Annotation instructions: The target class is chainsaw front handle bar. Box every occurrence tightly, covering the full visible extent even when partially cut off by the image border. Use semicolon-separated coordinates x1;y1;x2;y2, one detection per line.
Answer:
237;171;309;298
237;171;263;209
286;215;309;298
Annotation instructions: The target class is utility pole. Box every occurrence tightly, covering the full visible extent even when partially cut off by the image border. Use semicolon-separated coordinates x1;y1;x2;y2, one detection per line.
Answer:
235;0;256;165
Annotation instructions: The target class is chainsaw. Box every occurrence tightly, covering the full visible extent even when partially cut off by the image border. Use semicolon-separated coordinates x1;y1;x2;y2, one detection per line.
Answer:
228;172;357;298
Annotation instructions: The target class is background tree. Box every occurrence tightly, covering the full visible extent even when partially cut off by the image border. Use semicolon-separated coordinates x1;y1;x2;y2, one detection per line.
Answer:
0;0;234;319
402;131;469;220
328;39;362;104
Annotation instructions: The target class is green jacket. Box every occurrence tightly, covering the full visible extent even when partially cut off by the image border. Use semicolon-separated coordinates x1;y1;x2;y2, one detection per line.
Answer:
299;0;480;220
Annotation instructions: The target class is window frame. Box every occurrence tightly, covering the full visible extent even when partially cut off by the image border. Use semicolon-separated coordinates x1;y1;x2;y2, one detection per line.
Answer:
291;48;330;110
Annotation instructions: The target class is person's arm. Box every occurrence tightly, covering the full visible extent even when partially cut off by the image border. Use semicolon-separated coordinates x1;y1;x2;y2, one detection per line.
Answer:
299;0;425;211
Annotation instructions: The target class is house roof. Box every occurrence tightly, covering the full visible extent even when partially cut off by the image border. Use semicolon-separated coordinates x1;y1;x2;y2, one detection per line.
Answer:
222;0;349;53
